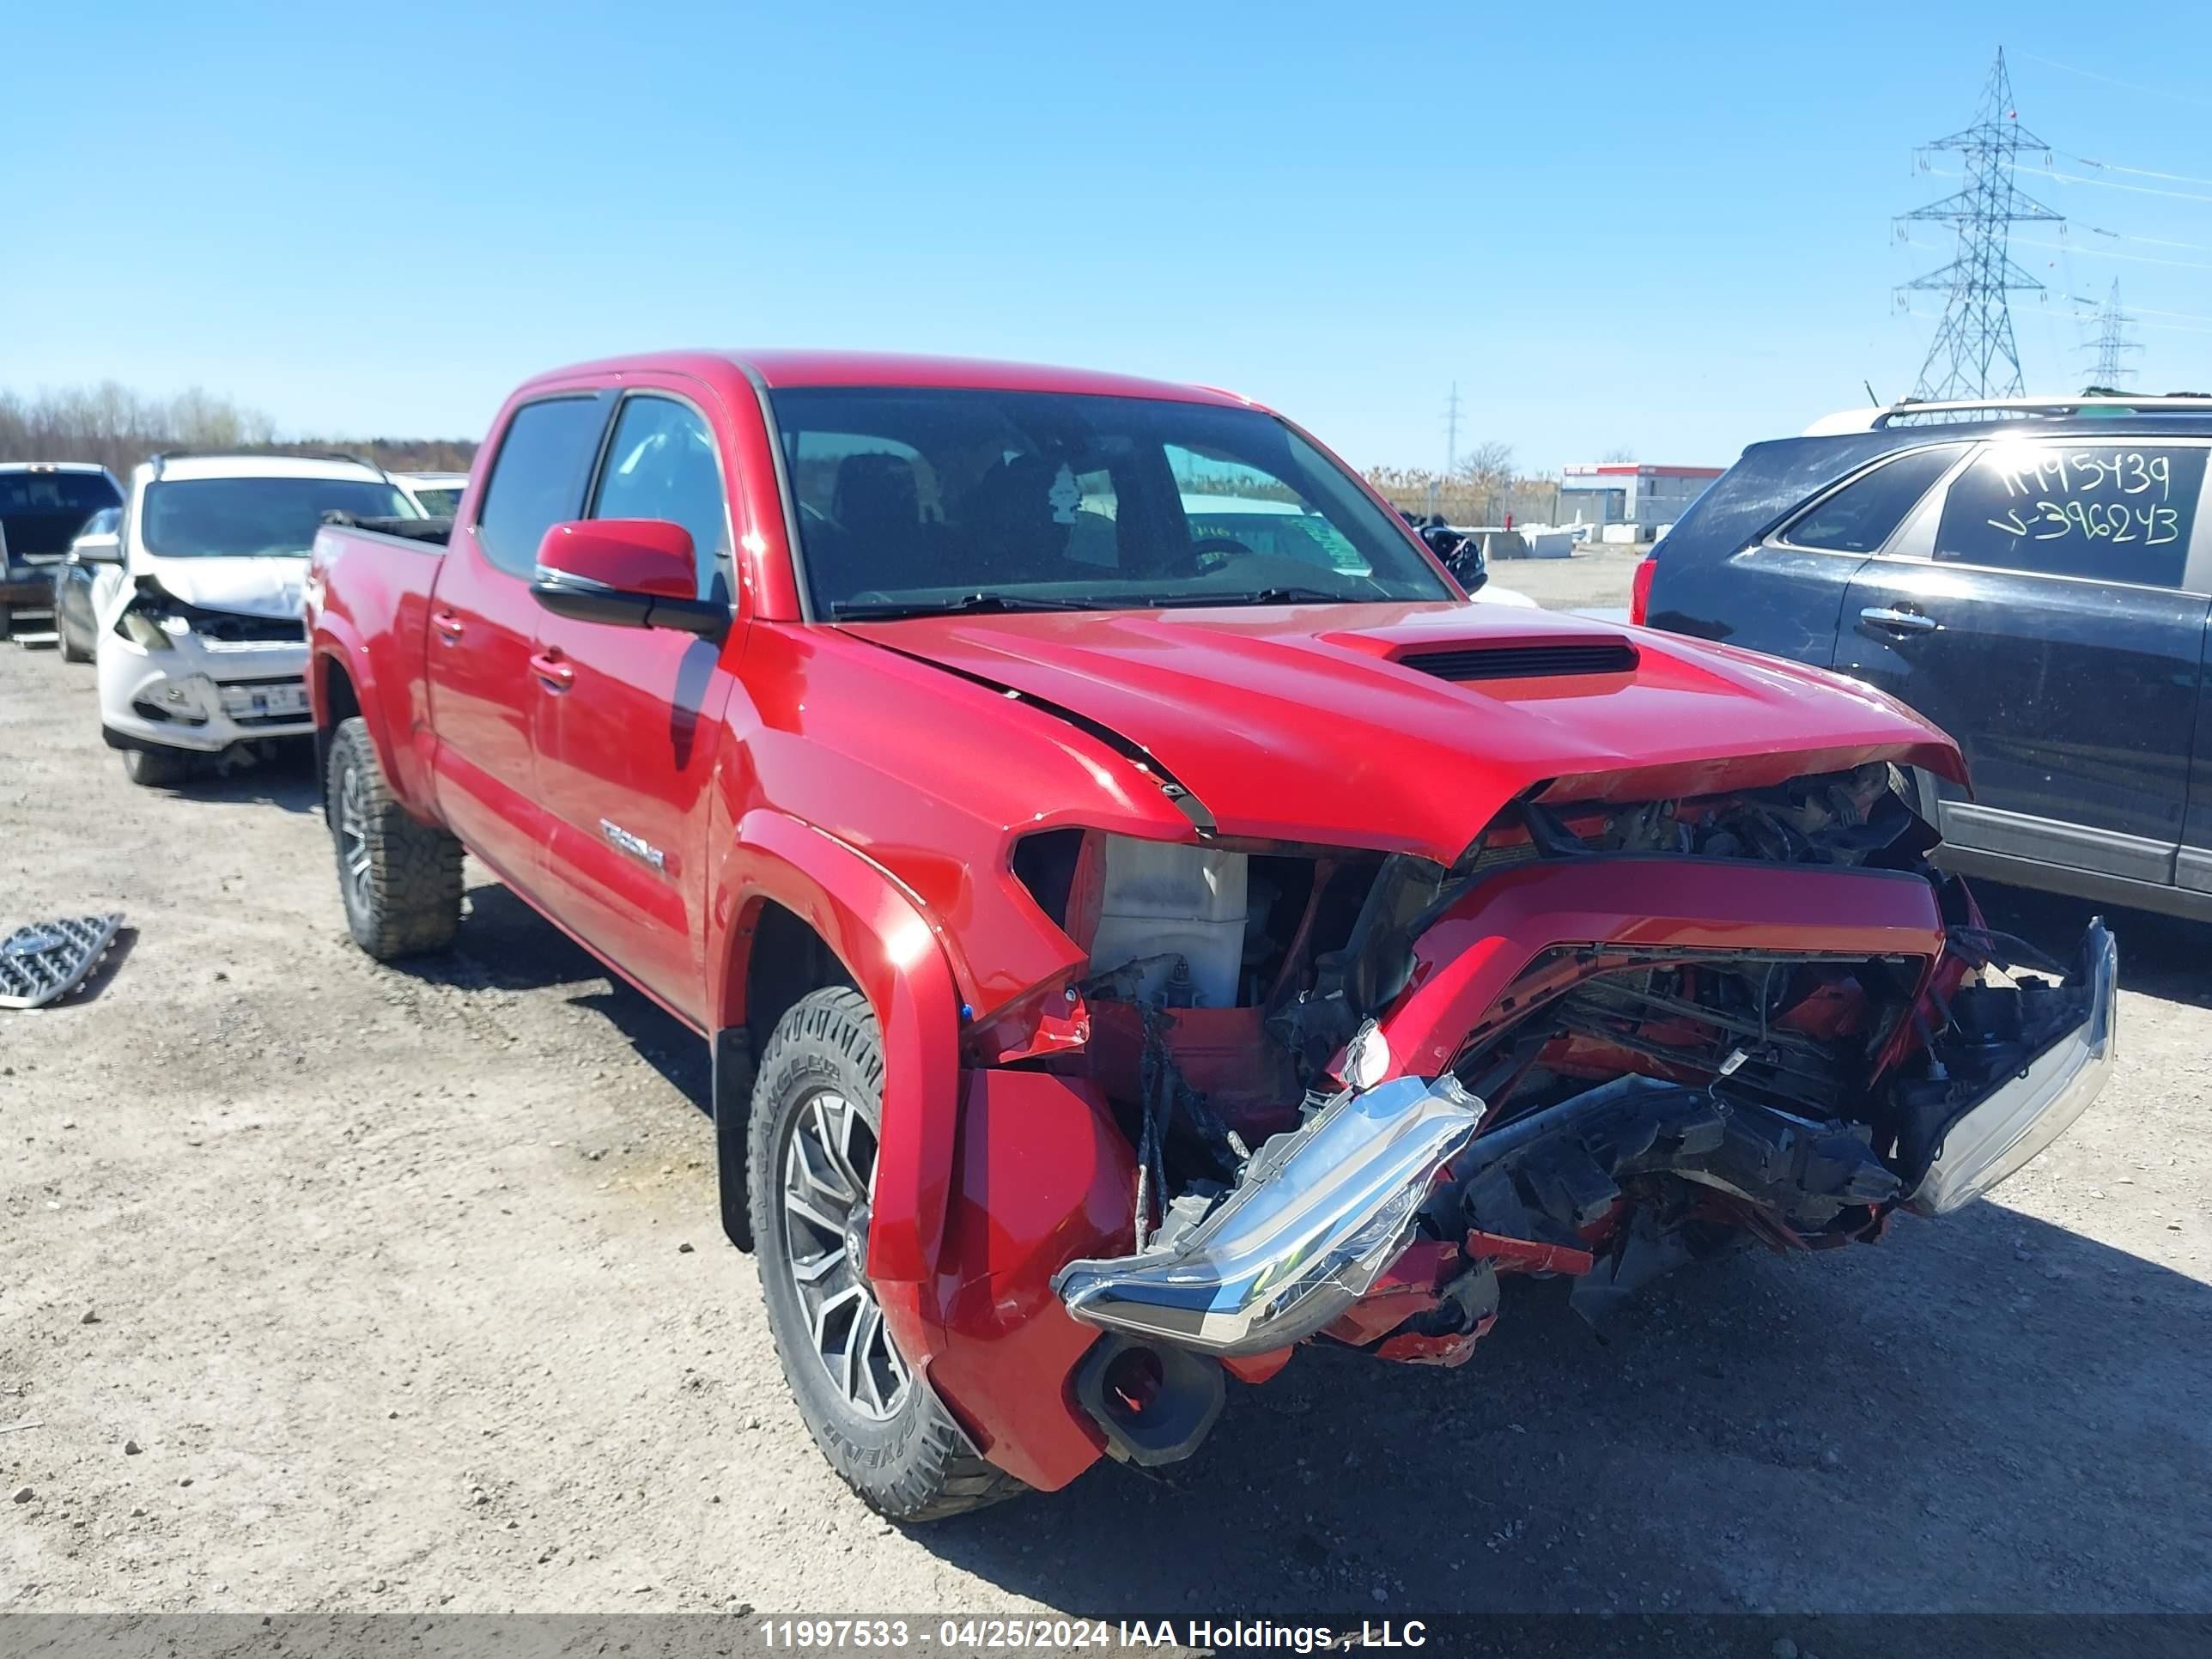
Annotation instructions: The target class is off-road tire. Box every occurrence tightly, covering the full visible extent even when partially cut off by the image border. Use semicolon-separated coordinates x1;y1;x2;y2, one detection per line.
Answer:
325;715;463;960
121;744;191;787
748;987;1026;1522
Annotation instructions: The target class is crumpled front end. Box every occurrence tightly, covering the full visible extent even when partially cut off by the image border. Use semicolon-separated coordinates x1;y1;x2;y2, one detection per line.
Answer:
1013;764;2118;1468
97;575;313;753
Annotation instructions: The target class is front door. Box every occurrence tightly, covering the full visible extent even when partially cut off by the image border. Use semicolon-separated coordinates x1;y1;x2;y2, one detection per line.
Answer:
426;390;613;897
530;388;741;1025
1837;436;2212;887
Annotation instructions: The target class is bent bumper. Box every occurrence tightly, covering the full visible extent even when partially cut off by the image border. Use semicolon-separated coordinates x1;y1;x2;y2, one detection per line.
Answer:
1054;920;2121;1359
1054;1075;1487;1356
1906;920;2119;1216
99;635;313;752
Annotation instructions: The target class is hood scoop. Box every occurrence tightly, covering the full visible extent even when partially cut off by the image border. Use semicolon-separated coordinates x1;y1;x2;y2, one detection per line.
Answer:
1395;637;1639;683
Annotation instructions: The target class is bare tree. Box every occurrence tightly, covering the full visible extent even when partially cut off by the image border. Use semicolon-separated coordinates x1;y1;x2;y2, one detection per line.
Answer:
1453;441;1515;494
0;382;474;477
1601;446;1638;464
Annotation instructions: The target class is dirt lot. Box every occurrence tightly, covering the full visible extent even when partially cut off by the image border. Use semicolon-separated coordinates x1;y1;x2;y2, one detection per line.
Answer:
3;573;2208;1620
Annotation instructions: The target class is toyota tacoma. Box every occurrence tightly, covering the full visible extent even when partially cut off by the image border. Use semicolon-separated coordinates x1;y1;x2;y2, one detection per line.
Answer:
304;351;2118;1521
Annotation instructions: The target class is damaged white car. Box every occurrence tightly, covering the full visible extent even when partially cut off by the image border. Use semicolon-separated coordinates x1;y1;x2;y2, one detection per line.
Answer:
94;453;419;787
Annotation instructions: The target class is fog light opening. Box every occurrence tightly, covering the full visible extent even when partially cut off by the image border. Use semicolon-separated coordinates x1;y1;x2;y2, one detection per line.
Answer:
1073;1334;1225;1468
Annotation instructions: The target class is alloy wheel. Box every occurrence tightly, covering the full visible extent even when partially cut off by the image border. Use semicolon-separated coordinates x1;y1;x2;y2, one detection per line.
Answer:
337;761;373;915
781;1091;910;1420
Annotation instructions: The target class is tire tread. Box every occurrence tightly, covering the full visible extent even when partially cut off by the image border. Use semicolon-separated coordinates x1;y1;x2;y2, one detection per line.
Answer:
748;987;1024;1523
328;716;464;959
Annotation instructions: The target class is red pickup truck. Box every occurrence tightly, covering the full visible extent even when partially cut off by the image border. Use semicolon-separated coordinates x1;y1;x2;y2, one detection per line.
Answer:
306;350;2116;1521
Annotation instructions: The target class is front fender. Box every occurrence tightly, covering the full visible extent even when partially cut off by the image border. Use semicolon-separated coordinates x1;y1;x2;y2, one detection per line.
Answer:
713;809;963;1285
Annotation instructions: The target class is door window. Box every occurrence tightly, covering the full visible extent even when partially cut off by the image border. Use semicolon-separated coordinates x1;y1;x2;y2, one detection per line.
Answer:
475;396;610;578
590;395;731;600
1935;442;2207;588
1781;445;1965;553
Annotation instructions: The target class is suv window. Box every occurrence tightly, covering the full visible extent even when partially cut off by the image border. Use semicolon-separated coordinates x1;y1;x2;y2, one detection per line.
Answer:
1782;445;1964;553
590;396;729;601
476;396;609;577
1935;442;2207;587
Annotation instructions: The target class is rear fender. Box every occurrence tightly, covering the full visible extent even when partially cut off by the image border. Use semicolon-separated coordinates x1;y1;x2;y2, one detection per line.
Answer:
712;810;963;1285
307;626;422;807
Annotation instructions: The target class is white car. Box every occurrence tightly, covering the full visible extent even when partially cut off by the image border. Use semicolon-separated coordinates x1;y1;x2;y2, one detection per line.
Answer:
94;453;418;786
392;471;468;516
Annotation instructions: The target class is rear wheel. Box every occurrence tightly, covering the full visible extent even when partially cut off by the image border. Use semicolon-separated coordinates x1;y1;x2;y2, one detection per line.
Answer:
748;987;1024;1522
325;715;464;959
121;744;191;788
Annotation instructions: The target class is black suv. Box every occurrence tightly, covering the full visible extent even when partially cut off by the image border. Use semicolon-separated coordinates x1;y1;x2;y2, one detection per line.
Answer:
1634;396;2212;922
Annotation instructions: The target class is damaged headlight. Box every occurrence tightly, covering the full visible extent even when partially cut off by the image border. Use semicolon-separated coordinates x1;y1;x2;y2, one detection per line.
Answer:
1054;1074;1487;1355
115;600;179;653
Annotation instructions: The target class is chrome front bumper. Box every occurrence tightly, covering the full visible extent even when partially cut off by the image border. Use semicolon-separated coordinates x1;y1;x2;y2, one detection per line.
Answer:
1054;1076;1487;1356
1906;920;2119;1216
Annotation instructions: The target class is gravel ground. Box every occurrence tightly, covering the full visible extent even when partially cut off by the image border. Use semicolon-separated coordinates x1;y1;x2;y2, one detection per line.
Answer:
2;592;2208;1620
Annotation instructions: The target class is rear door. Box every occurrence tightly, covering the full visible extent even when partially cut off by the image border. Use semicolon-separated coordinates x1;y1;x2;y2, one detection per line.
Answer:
427;390;613;898
529;386;742;1025
1837;436;2212;888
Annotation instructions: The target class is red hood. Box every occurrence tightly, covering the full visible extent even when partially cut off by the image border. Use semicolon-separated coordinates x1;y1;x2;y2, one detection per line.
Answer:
839;602;1964;865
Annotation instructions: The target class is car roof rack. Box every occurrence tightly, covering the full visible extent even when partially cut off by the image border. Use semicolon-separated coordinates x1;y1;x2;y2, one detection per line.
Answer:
1805;395;2212;436
149;447;383;479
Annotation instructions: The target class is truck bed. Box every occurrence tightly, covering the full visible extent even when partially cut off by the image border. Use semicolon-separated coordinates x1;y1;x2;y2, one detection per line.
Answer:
320;512;453;548
307;515;456;807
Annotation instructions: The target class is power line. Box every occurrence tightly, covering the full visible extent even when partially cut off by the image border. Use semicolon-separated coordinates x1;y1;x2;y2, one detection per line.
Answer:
1922;166;2212;231
2016;165;2212;208
1899;48;2063;400
2014;51;2212;115
2066;155;2212;191
1443;381;1461;477
2014;235;2212;274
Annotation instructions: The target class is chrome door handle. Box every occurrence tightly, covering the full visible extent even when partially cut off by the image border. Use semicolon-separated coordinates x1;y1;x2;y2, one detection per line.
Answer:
1860;606;1936;633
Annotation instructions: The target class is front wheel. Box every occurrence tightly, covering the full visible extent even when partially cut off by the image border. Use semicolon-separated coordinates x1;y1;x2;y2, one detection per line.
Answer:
121;744;191;787
325;715;464;959
747;987;1024;1522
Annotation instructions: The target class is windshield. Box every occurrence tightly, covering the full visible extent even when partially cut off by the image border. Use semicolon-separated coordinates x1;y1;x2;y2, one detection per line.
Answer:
410;485;464;516
769;388;1453;617
0;471;122;558
143;477;416;558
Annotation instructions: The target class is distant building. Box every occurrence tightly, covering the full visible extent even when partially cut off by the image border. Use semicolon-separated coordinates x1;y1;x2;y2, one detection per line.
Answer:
1559;464;1723;530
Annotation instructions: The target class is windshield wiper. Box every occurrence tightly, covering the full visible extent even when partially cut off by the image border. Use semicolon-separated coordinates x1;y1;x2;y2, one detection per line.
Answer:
1146;585;1360;608
830;592;1103;620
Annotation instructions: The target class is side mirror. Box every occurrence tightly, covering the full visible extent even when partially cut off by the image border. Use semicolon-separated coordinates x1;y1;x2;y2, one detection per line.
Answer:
71;534;124;566
529;520;727;641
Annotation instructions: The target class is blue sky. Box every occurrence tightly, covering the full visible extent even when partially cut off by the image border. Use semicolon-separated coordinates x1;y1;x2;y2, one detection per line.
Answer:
7;1;2212;472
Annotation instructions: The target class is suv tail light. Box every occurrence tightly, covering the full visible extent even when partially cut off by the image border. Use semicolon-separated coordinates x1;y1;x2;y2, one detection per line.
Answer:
1629;552;1658;626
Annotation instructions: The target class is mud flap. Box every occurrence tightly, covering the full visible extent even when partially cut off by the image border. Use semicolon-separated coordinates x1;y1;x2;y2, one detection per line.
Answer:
712;1027;756;1250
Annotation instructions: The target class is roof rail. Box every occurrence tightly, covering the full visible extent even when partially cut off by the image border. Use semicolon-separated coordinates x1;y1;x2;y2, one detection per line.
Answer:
149;447;381;479
1805;395;2212;436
